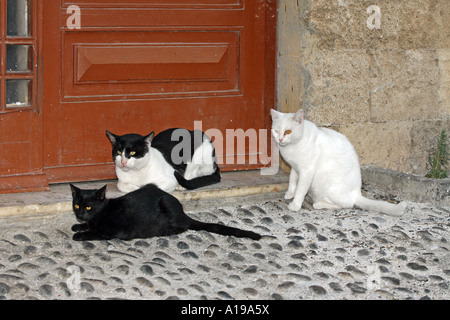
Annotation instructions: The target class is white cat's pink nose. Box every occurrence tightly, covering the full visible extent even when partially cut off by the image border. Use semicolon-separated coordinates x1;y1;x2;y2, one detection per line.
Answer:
121;160;127;167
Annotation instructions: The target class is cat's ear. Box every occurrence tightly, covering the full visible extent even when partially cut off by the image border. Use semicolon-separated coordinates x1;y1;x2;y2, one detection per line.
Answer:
144;132;155;146
270;108;281;120
70;183;80;198
95;185;107;201
106;130;118;145
293;109;304;124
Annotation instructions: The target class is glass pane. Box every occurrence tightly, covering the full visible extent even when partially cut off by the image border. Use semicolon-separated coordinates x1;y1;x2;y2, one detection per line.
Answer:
6;79;32;108
7;45;33;72
7;0;33;37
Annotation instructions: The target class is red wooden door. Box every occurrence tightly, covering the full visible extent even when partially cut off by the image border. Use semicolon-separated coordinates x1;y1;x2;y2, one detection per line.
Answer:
43;0;276;184
1;0;276;192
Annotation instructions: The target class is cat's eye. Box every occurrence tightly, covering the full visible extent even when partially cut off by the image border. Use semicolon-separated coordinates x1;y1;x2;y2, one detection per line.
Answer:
274;129;279;133
74;205;80;209
117;151;122;155
86;207;92;211
284;130;292;135
129;151;136;156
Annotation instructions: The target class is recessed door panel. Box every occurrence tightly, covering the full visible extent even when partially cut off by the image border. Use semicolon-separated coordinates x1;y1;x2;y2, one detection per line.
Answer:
63;30;239;101
62;0;243;8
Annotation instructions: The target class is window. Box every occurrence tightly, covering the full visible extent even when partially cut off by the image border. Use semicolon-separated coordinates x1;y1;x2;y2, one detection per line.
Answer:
1;0;37;112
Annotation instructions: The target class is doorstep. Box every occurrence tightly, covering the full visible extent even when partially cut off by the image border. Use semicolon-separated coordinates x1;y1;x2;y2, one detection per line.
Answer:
0;170;289;219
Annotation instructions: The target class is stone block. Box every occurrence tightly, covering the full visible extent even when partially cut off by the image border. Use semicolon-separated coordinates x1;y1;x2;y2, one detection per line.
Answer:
308;0;449;50
369;49;441;122
336;121;413;173
438;49;450;117
306;49;371;126
276;55;303;112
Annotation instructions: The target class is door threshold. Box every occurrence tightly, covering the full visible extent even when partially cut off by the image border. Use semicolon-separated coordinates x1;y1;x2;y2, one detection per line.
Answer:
0;170;289;219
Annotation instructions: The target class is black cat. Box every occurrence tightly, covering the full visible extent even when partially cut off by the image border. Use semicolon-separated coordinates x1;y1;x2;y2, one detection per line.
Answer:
70;183;261;241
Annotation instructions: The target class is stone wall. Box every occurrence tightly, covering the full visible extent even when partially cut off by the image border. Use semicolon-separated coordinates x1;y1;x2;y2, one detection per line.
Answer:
276;0;450;175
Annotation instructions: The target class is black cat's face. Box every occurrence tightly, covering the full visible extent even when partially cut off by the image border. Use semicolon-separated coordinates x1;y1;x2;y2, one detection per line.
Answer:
70;184;107;222
106;131;155;172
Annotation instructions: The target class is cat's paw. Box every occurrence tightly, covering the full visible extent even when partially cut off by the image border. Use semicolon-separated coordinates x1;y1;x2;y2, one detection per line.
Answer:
72;233;83;241
175;185;186;191
117;182;139;193
71;224;87;232
284;190;295;200
288;201;302;212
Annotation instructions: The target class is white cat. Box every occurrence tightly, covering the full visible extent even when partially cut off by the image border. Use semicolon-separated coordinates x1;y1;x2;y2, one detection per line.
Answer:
271;108;406;216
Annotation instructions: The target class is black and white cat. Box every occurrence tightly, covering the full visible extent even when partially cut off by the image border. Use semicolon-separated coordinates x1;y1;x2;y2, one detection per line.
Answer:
271;108;407;216
70;183;261;241
106;128;220;193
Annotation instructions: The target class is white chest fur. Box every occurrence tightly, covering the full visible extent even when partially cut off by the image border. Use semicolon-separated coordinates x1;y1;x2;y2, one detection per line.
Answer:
116;147;178;193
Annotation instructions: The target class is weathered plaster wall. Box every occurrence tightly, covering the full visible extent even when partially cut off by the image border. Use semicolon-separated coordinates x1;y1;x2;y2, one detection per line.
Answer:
276;0;450;175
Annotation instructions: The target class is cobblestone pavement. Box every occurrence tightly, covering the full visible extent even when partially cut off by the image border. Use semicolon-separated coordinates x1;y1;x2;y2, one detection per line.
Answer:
0;196;449;300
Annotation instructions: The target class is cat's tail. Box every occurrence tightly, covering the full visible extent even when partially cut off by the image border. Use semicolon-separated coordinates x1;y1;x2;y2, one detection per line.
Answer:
158;193;261;240
188;219;262;241
354;195;407;217
174;166;221;190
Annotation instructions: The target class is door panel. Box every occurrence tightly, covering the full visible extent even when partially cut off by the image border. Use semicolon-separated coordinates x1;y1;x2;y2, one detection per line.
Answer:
63;31;239;100
75;45;230;82
63;0;242;8
41;0;276;184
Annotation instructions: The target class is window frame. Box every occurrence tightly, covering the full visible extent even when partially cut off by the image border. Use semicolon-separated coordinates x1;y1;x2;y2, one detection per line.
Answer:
0;0;38;113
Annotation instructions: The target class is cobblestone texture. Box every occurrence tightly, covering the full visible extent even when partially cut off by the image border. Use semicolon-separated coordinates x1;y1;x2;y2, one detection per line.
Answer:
0;197;449;300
